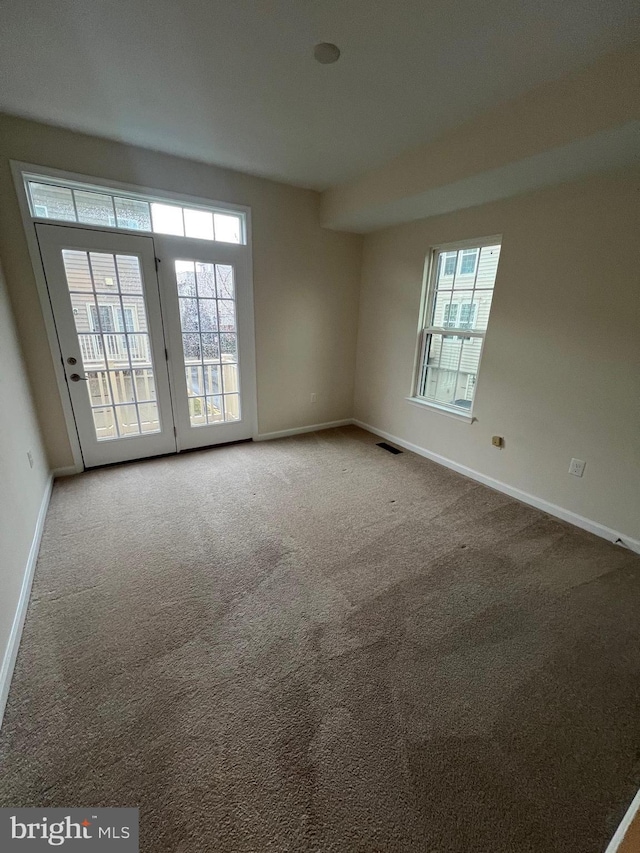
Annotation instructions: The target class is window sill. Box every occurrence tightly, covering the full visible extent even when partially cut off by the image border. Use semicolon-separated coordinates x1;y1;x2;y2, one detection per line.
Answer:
405;396;475;423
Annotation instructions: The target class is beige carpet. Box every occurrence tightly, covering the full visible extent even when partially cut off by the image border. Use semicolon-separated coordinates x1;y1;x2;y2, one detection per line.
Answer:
1;426;639;852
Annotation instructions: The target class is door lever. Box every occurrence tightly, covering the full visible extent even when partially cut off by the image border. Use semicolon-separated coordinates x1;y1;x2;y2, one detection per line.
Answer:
69;373;88;382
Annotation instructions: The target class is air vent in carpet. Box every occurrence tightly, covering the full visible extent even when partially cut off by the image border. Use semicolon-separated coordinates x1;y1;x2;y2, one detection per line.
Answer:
377;442;402;455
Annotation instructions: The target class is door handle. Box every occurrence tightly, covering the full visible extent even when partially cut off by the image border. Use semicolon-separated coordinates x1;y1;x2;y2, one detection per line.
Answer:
69;373;88;382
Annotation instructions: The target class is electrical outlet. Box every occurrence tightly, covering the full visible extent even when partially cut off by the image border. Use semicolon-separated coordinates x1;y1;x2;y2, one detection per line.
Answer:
569;458;586;477
310;392;317;403
491;435;504;448
27;450;34;469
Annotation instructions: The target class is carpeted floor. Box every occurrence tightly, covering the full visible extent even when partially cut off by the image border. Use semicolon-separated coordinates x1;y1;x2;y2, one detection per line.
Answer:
1;426;639;852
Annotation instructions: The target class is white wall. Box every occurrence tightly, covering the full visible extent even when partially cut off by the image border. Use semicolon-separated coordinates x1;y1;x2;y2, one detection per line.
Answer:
353;167;640;543
0;258;50;720
321;45;640;231
0;113;363;469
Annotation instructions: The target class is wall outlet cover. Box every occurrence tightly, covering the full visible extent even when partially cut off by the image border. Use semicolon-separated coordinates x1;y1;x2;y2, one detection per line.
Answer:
569;458;586;477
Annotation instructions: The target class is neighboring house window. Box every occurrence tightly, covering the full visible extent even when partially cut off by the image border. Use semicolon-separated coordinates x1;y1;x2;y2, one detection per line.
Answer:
443;253;457;276
459;248;478;276
88;304;136;333
443;301;477;340
414;240;501;415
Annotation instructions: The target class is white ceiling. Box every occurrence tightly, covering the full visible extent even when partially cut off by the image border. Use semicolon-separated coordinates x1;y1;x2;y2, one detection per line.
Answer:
1;0;639;190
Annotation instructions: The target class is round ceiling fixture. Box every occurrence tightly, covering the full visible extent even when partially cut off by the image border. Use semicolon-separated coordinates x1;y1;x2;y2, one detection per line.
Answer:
314;43;341;64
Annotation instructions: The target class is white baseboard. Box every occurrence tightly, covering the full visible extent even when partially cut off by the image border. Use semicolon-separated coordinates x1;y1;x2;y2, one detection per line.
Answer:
52;464;82;478
353;419;640;555
605;787;640;853
254;419;353;442
0;474;53;728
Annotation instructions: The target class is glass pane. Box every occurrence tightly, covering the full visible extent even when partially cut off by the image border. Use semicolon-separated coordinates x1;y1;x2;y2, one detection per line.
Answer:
475;245;501;290
220;333;237;362
214;212;241;243
196;263;216;297
127;333;151;363
179;298;199;331
62;250;93;291
109;369;135;404
182;334;201;362
74;190;116;227
89;253;118;292
432;291;454;328
459;248;478;276
29;182;76;222
455;338;482;410
114;197;152;231
93;407;117;440
224;394;240;421
115;255;144;294
184;208;214;241
425;366;457;405
69;291;98;335
185;365;204;397
217;300;236;332
134;368;156;402
103;333;130;366
439;336;461;372
87;371;111;405
78;333;105;370
202;333;220;362
206;396;224;423
176;260;196;296
116;404;140;436
204;364;221;396
222;363;239;394
199;300;218;332
459;336;482;377
215;265;234;299
139;402;160;433
150;202;184;236
120;296;148;332
188;396;207;427
437;251;457;288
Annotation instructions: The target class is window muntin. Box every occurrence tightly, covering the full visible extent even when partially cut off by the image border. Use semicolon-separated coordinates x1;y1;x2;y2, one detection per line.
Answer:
26;178;245;244
416;241;501;415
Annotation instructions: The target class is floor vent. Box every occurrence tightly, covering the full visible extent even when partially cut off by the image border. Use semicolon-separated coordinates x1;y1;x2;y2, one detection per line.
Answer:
377;442;403;455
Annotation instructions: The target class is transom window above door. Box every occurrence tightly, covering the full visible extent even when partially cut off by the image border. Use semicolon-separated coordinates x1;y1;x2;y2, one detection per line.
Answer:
24;174;245;244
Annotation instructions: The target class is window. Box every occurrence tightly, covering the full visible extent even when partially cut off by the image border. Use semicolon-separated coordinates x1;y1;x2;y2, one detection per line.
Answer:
88;304;137;333
441;248;478;278
459;248;478;276
25;176;245;244
443;253;457;276
414;240;501;415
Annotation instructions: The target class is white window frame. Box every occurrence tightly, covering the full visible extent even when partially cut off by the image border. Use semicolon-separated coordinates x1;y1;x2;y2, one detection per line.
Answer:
22;169;248;245
408;235;501;422
11;160;255;474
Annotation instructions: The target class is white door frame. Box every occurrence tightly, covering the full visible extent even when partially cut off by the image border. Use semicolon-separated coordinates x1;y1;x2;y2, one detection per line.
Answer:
11;160;257;473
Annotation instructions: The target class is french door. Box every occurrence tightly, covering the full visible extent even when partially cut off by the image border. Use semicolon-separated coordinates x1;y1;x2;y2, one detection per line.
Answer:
153;235;255;451
37;223;255;468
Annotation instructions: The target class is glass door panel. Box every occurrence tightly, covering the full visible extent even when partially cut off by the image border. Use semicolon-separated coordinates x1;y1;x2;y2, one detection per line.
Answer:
154;235;256;451
37;224;176;467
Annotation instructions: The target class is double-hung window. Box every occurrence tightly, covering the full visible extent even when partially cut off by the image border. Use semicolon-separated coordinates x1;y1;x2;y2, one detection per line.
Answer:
414;239;501;415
